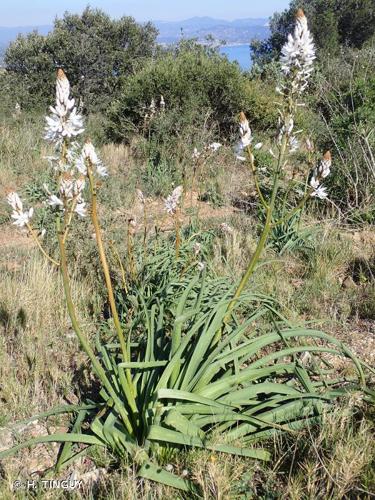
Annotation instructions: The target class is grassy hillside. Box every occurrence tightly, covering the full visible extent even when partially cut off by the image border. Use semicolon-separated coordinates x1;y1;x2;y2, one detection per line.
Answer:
0;6;374;500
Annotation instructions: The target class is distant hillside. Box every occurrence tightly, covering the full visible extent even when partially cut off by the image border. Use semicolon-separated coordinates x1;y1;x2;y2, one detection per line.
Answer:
154;16;269;44
0;17;269;64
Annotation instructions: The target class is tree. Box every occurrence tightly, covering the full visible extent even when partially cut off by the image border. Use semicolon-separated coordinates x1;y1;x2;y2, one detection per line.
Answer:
4;7;158;110
338;0;375;49
4;31;55;108
251;0;375;66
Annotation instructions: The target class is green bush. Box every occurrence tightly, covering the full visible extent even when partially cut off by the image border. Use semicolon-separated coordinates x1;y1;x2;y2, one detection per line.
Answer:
106;41;250;145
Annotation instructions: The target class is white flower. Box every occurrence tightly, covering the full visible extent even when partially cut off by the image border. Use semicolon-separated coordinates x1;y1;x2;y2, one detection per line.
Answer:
82;140;99;165
75;202;87;217
7;191;23;212
7;192;34;227
73;177;85;196
235;112;253;160
289;136;299;153
309;152;332;194
318;151;332;179
164;185;183;215
309;176;320;190
239;112;252;148
160;95;165;110
82;140;108;177
60;176;74;199
44;104;84;143
280;9;316;93
76;155;87;175
220;222;234;234
56;68;70;107
47;194;64;208
192;147;201;160
254;142;263;150
149;98;156;118
95;163;108;177
208;142;222;152
11;207;34;227
197;261;205;272
311;186;328;200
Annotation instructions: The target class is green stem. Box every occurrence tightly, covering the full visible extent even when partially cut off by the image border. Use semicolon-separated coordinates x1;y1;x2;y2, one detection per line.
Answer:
175;211;181;260
87;170;137;410
57;220;133;433
272;192;310;228
222;134;289;327
247;145;269;210
87;169;128;362
143;205;147;261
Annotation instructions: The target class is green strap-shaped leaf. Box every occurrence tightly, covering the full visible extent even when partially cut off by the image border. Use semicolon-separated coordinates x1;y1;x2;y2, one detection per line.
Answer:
56;409;88;472
156;388;233;409
138;462;196;492
164;409;205;439
147;425;270;460
0;433;105;460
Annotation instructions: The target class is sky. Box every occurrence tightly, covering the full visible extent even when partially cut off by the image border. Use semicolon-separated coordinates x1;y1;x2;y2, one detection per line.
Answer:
0;0;290;26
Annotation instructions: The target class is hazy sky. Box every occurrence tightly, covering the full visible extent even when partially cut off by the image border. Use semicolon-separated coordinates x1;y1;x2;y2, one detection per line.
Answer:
0;0;290;26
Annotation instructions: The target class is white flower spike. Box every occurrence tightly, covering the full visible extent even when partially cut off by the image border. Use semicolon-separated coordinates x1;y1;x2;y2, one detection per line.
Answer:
309;152;332;201
236;112;253;160
164;186;183;215
280;9;316;94
44;69;84;144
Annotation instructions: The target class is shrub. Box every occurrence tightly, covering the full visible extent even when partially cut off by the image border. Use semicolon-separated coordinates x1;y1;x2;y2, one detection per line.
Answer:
106;41;250;144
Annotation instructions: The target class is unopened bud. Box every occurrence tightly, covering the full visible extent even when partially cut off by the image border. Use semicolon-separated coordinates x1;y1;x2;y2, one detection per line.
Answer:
296;8;305;18
323;151;332;162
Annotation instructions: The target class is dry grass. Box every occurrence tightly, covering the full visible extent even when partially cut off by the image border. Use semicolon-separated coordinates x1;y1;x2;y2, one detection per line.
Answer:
0;245;96;423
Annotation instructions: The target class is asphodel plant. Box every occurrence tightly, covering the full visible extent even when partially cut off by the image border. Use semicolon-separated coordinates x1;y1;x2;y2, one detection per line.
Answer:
227;8;328;322
1;12;373;493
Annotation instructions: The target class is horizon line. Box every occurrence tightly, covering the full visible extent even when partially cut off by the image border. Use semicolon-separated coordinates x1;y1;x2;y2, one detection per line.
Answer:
0;14;271;29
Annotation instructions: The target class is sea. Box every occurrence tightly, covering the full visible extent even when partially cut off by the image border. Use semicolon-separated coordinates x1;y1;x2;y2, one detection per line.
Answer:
219;44;252;71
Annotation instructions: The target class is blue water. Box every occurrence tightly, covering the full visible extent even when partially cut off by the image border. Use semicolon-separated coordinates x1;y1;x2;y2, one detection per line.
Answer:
220;44;252;71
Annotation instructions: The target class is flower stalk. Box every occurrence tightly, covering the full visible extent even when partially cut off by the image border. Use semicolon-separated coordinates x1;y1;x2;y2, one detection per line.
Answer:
57;219;133;433
27;224;60;267
221;10;324;332
87;167;128;362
